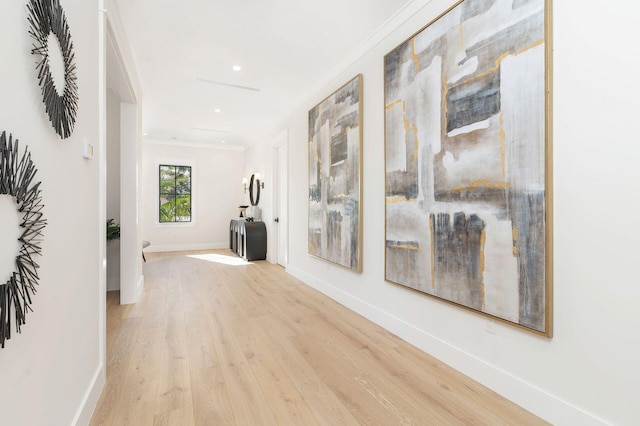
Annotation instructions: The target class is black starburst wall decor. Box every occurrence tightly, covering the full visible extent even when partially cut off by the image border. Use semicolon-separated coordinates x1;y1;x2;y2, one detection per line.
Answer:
0;132;46;348
28;0;79;139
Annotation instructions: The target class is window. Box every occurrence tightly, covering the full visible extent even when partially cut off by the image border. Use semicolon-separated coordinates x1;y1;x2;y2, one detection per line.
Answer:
159;165;192;223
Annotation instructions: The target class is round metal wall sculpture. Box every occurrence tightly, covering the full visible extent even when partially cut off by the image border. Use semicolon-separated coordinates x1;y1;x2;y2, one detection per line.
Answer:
28;0;79;139
0;132;46;348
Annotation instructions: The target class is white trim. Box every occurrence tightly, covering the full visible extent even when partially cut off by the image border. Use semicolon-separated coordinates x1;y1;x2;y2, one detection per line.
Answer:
268;146;278;265
95;3;108;425
286;265;609;426
270;129;289;267
154;221;196;228
71;365;105;426
145;242;229;253
143;137;246;151
103;0;142;99
119;102;141;306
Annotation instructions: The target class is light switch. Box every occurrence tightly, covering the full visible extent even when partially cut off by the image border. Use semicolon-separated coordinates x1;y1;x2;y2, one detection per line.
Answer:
83;141;94;159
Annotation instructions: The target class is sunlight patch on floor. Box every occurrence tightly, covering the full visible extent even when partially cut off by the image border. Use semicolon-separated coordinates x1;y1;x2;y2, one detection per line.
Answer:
186;253;253;266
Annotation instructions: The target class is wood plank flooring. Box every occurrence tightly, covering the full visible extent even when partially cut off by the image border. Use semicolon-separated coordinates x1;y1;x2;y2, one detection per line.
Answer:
90;250;547;425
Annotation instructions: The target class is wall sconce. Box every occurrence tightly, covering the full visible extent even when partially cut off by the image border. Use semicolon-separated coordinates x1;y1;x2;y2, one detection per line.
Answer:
254;173;265;189
242;177;248;193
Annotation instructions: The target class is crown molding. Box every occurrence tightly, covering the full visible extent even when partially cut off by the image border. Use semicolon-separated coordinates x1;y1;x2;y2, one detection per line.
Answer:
143;137;247;151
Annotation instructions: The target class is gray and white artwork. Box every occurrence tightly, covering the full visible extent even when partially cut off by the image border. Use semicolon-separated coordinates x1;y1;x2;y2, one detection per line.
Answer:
384;0;551;334
309;75;362;271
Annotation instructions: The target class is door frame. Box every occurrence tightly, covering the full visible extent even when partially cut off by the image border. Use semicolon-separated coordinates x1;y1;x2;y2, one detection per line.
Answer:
270;129;288;267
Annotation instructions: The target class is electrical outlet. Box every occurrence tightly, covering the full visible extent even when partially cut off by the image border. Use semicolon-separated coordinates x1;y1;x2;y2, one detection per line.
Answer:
485;319;496;334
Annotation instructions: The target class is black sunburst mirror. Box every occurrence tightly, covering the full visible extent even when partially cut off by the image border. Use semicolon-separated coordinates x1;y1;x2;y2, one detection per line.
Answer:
0;132;47;348
28;0;79;139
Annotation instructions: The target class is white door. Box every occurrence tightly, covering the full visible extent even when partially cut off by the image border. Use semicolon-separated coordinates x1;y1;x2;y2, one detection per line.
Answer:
277;142;288;266
271;130;288;267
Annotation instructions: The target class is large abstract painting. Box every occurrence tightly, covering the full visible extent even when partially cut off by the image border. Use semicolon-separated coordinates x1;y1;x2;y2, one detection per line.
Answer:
309;75;363;271
384;0;552;335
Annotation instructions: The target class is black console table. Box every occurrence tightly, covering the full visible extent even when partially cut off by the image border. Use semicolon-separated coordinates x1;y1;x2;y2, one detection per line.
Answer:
229;220;267;261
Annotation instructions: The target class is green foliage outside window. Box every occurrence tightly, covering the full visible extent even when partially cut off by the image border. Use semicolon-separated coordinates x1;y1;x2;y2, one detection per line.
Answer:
159;165;191;222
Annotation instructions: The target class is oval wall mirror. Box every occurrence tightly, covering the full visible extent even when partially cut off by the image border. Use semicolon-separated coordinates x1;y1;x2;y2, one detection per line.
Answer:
249;174;260;206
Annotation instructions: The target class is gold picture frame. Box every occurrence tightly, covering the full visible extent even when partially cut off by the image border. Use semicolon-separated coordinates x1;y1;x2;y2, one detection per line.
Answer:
309;75;363;272
384;0;553;336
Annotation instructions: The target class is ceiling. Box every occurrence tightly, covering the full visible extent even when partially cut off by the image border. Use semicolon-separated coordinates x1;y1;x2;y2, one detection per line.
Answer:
113;0;412;148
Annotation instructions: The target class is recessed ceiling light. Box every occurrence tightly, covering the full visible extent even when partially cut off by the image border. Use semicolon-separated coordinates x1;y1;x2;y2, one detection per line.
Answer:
214;108;221;113
232;65;242;71
221;140;227;144
143;132;149;136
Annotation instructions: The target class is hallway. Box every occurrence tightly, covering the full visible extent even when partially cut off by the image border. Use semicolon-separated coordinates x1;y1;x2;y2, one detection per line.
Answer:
90;250;545;425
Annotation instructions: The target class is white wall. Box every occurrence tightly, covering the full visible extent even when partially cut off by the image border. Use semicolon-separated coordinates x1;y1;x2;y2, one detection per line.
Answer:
0;1;103;424
243;138;279;262
251;0;640;424
141;140;245;252
106;89;121;291
119;102;143;304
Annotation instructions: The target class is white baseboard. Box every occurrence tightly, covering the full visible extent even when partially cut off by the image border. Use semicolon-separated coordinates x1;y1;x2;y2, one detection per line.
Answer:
72;365;105;426
144;242;228;253
286;265;607;426
106;277;120;292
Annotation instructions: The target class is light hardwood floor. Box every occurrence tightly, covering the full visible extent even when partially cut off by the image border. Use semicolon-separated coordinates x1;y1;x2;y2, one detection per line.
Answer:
90;250;547;425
